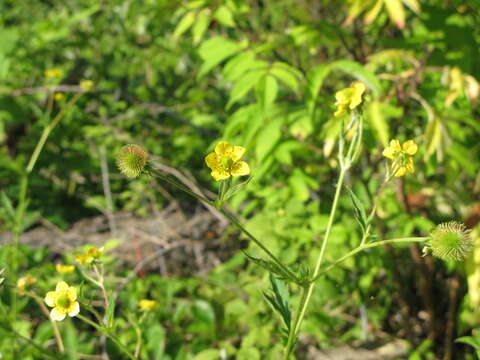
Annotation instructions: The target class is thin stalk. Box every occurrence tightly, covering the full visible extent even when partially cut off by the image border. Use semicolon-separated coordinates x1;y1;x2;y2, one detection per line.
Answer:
284;167;347;358
77;314;136;360
149;167;299;282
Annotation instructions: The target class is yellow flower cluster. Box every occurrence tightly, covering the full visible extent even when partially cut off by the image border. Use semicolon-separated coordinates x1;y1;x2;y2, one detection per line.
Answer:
334;82;366;117
382;139;418;177
205;141;250;181
75;246;104;265
44;281;80;321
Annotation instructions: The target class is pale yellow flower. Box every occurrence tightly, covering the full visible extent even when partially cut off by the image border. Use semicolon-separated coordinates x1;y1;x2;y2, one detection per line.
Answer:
75;246;104;265
56;264;75;274
44;281;80;321
138;299;158;311
79;79;94;92
205;141;250;181
17;275;37;290
54;93;65;101
382;139;418;177
334;82;366;117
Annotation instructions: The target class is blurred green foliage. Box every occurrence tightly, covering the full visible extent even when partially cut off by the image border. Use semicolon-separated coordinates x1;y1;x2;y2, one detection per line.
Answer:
1;0;480;359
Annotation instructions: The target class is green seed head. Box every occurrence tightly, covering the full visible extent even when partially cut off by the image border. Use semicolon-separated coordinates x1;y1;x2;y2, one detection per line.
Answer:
116;144;149;178
429;221;472;261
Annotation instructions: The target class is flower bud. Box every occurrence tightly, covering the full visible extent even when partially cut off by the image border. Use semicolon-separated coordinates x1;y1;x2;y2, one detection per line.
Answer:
116;144;149;178
429;222;473;261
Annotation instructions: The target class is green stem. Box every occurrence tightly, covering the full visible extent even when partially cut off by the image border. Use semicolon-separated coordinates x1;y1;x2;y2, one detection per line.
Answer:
77;314;136;360
284;167;347;359
150;167;299;282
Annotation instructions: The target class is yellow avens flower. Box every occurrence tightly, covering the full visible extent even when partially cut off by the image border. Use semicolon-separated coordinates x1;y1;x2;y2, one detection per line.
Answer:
17;275;37;290
75;246;104;265
382;139;418;177
205;141;250;181
56;264;75;274
79;79;94;92
54;93;65;101
334;82;366;117
44;68;63;78
139;299;158;311
44;281;80;321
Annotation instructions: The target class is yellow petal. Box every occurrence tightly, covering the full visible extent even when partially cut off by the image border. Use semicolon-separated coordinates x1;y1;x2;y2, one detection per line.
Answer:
67;286;77;301
45;291;56;307
335;88;352;102
405;157;415;174
402;140;418;155
56;281;69;292
230;161;250;177
231;146;246;161
205;153;219;170
50;307;67;321
334;105;347;117
394;166;406;177
382;147;396;159
211;170;230;181
68;302;80;317
215;141;232;156
349;82;366;109
389;139;401;151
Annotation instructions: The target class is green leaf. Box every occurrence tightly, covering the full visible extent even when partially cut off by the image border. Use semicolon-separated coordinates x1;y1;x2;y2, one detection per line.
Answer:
198;37;247;77
364;0;384;24
402;0;421;13
173;10;197;40
0;191;15;223
346;187;368;233
270;62;302;92
455;336;480;350
255;74;278;107
255;119;282;162
193;349;220;360
289;169;310;202
367;100;389;146
244;253;299;283
424;116;442;161
214;5;235;27
222;51;258;81
306;64;331;112
192;9;211;45
263;273;292;331
227;68;266;108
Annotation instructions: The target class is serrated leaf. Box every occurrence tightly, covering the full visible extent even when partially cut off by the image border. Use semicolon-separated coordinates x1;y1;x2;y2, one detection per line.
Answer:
198;37;246;77
227;68;266;108
192;8;211;45
173;10;197;40
263;273;291;330
270;62;301;92
244;252;299;283
214;5;235;27
255;74;278;107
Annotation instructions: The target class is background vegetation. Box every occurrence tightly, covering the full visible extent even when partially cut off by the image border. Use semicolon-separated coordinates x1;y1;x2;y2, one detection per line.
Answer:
1;0;480;359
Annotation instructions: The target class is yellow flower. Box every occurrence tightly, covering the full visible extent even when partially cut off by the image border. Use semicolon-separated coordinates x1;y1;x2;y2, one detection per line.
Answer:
44;281;80;321
17;275;37;290
334;82;366;117
382;139;418;177
44;68;63;78
75;246;104;265
56;264;75;274
79;79;94;92
205;141;250;181
54;93;65;101
138;299;158;311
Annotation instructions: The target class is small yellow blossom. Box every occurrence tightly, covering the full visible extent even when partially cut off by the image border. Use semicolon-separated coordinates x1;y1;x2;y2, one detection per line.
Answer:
44;68;64;78
44;281;80;321
56;264;75;274
17;275;37;290
54;93;65;101
334;82;366;117
382;139;418;177
75;246;104;265
79;79;94;92
205;141;250;181
139;299;158;311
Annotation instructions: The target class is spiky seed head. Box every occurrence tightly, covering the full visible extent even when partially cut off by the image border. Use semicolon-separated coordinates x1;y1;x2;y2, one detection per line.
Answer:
429;221;473;261
116;144;148;178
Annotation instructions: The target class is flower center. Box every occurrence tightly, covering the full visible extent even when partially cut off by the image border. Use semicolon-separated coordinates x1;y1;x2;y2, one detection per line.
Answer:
221;157;234;171
56;293;71;308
